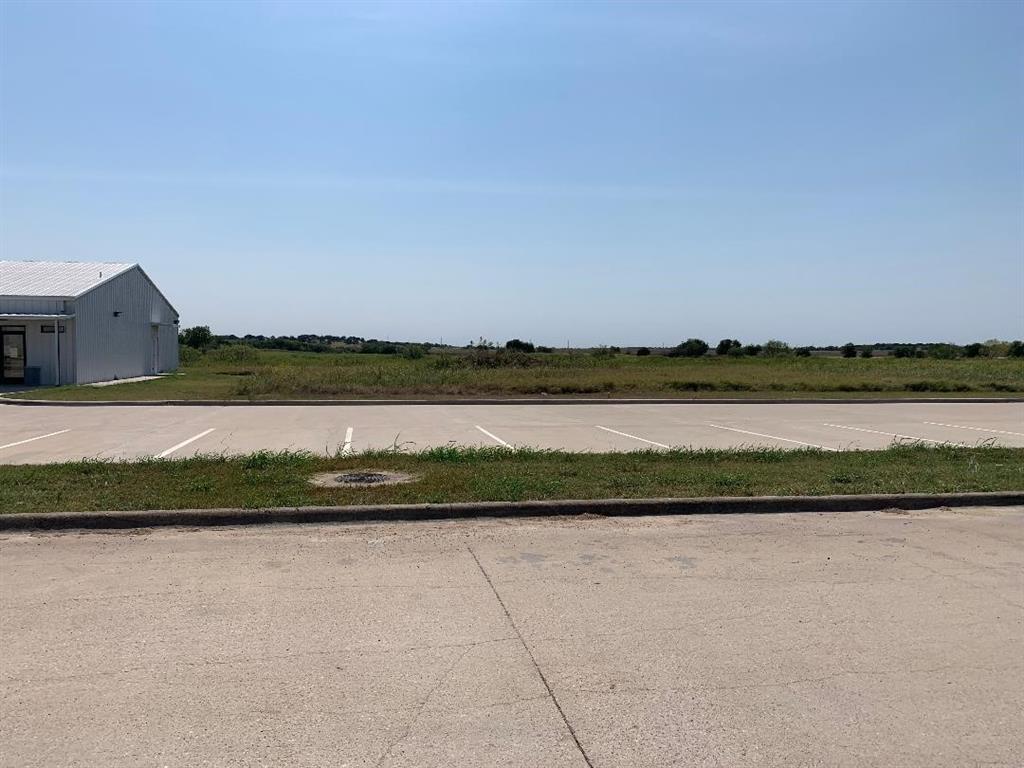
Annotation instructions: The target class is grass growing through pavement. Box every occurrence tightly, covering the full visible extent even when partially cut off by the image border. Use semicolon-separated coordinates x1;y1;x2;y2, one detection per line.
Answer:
9;350;1024;401
0;444;1020;514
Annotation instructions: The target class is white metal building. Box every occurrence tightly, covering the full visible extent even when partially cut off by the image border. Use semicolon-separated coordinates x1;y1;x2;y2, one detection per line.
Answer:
0;261;179;386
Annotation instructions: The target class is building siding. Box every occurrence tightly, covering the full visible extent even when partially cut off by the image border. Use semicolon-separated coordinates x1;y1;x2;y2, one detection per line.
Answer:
0;297;67;314
71;267;178;383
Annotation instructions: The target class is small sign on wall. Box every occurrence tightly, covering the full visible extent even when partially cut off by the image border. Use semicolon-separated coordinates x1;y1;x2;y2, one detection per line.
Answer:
40;325;66;334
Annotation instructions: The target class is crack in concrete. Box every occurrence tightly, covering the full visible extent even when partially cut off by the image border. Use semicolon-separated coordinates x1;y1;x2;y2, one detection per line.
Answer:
468;545;595;768
373;644;475;768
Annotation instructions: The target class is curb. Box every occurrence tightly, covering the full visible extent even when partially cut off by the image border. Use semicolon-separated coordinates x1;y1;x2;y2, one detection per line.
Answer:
2;396;1022;407
2;492;1020;531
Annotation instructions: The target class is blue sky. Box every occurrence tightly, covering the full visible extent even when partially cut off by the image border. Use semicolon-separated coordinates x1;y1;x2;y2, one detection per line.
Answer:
1;0;1021;345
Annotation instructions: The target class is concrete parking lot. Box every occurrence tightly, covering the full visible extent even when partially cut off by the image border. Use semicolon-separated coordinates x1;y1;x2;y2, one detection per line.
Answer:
1;507;1021;767
1;401;1022;463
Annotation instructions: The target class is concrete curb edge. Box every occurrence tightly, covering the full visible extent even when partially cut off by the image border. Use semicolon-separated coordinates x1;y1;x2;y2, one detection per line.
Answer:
2;396;1022;407
2;491;1021;531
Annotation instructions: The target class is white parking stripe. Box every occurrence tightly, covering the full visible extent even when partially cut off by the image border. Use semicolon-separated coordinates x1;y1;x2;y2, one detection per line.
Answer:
596;425;670;449
923;421;1024;437
823;423;962;446
708;423;837;451
156;428;216;459
474;425;511;448
0;429;71;452
342;427;354;455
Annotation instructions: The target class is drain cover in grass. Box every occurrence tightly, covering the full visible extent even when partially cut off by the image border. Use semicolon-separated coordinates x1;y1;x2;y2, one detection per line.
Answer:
310;470;415;488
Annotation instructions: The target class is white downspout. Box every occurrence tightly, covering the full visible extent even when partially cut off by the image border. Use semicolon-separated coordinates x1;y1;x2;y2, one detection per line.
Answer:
53;322;60;386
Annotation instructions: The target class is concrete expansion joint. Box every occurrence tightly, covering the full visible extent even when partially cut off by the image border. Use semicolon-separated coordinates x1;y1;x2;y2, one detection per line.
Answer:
468;546;596;768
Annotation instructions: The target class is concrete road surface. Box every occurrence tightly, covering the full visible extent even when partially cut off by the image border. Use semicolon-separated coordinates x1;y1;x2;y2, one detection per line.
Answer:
2;507;1022;767
1;400;1022;463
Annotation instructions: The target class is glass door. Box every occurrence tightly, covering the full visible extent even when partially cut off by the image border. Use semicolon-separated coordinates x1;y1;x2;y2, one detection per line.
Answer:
2;329;26;384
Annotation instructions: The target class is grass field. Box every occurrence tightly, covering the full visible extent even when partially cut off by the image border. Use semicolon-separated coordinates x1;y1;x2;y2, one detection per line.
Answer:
1;444;1020;513
8;348;1024;401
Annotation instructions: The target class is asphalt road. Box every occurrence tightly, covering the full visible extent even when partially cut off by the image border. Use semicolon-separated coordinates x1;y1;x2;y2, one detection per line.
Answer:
1;400;1022;463
2;507;1021;767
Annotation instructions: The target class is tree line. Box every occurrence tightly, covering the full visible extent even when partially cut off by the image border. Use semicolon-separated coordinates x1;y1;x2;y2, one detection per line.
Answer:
178;326;1024;359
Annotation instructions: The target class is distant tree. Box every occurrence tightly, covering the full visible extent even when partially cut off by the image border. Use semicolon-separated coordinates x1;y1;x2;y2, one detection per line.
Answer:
536;346;555;353
929;344;961;360
983;339;1010;357
763;339;792;357
794;346;813;357
741;344;762;356
715;339;741;356
859;347;873;358
840;343;857;358
636;347;651;357
505;339;535;353
360;341;399;354
179;325;213;349
963;342;986;358
1007;341;1024;358
672;338;709;358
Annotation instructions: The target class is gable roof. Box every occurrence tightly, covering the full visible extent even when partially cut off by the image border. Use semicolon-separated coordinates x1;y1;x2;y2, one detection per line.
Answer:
0;260;136;298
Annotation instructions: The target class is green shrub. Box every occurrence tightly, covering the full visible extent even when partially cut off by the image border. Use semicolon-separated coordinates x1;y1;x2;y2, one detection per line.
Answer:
360;341;399;354
715;339;741;355
741;344;762;356
505;339;535;352
667;381;717;391
672;338;709;358
636;347;651;356
179;325;213;349
763;340;791;357
206;345;260;364
859;347;873;358
178;346;202;365
794;346;813;357
840;343;857;358
1008;341;1024;358
929;344;961;360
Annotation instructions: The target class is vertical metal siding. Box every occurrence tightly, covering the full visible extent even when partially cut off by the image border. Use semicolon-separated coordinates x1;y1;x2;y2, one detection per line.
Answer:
71;267;179;384
10;320;71;386
0;297;65;314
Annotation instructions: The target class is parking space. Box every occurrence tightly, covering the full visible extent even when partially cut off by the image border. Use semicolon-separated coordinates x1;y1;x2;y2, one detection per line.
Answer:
0;401;1021;463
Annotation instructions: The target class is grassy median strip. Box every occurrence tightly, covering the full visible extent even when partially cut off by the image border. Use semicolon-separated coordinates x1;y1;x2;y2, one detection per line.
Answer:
8;351;1023;401
1;444;1021;514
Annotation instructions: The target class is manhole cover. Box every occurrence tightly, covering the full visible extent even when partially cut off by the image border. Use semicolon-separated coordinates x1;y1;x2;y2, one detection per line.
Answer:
309;470;415;488
337;472;390;485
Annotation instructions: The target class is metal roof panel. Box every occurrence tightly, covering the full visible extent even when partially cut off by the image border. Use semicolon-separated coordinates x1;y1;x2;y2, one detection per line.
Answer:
0;260;136;298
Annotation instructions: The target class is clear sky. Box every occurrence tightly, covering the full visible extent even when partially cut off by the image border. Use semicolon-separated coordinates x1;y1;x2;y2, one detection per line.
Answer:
1;1;1021;346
